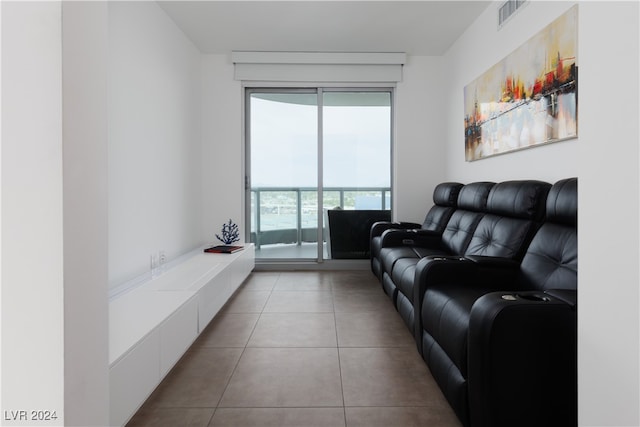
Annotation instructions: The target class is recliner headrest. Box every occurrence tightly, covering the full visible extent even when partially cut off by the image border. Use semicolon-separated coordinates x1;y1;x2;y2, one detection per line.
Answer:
432;182;463;207
546;178;577;225
457;182;495;211
486;180;551;220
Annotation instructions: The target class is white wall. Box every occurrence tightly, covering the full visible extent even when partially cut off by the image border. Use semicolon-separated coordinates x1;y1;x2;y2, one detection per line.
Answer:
394;55;448;223
62;2;110;425
577;3;639;425
442;2;640;426
1;1;65;423
443;1;579;182
201;55;244;244
108;2;203;288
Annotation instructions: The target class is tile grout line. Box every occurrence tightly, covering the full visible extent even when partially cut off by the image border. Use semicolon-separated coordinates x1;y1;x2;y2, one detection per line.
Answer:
209;273;279;421
330;275;349;427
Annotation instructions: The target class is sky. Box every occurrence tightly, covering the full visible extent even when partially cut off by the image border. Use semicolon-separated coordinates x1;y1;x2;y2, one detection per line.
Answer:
250;95;391;189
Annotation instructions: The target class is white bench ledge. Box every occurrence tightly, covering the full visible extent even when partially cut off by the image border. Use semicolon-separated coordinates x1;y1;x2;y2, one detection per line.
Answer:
108;244;255;426
109;288;196;366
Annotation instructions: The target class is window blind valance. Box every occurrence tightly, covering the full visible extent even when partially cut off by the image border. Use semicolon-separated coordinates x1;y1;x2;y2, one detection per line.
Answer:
231;51;406;83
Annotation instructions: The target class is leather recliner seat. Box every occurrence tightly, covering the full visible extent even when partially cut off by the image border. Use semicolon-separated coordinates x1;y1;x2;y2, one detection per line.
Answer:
395;180;551;334
369;182;463;279
377;182;495;306
417;178;577;427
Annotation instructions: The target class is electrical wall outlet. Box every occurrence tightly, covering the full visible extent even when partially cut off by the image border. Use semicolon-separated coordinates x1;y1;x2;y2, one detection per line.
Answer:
159;250;166;273
150;253;159;278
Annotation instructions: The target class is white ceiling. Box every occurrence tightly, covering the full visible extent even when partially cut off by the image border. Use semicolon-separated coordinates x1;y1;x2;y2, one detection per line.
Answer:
158;1;492;56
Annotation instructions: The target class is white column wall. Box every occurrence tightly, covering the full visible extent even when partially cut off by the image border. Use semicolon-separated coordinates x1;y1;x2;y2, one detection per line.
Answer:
1;2;65;424
62;2;110;425
576;3;639;425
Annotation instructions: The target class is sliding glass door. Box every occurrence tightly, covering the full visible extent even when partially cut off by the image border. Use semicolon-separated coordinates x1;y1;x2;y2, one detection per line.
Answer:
247;91;319;259
246;88;392;262
322;91;391;260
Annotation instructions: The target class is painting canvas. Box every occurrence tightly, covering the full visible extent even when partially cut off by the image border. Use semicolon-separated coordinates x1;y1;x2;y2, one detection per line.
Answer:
464;6;578;161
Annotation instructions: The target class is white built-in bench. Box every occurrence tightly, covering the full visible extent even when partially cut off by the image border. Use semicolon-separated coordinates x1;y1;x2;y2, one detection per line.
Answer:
109;244;255;426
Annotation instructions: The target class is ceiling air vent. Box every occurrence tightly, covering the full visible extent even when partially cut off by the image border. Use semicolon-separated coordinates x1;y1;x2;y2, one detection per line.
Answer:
498;0;528;29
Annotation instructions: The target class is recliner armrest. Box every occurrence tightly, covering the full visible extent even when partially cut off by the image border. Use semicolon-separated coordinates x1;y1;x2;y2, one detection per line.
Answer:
467;291;577;427
370;221;421;239
464;255;520;269
379;228;441;248
397;221;423;228
414;255;520;296
413;256;479;290
370;221;413;239
544;288;577;308
464;255;521;286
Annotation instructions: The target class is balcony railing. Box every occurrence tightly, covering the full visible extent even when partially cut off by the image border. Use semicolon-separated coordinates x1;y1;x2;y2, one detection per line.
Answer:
250;187;391;250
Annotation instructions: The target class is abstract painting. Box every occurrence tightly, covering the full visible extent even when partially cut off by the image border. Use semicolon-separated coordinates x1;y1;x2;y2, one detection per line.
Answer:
464;5;578;161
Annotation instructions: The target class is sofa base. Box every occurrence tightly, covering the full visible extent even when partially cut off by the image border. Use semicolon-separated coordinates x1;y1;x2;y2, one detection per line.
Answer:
422;331;469;427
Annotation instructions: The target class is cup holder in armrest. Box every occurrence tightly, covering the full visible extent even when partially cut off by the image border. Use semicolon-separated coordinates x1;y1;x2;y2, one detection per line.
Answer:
501;293;550;302
518;293;550;302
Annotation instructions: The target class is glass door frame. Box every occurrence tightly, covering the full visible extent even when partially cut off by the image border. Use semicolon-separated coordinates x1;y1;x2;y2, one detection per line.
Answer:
244;86;394;265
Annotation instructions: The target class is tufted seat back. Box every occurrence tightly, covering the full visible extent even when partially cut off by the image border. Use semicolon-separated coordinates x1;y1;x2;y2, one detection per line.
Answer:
518;178;578;291
370;182;463;280
440;182;495;255
464;180;551;260
421;182;464;232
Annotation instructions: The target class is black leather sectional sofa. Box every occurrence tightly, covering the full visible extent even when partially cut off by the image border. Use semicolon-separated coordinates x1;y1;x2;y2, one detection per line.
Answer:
370;178;577;427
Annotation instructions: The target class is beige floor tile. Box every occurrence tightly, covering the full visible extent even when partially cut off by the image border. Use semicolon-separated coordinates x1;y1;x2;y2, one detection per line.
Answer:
194;312;260;348
330;271;380;291
209;408;346;427
128;271;463;427
247;312;337;347
241;272;280;291
263;290;334;313
219;347;343;407
221;290;271;313
147;348;243;408
345;406;461;427
339;347;443;407
274;271;333;291
126;407;214;427
335;311;415;347
332;290;396;313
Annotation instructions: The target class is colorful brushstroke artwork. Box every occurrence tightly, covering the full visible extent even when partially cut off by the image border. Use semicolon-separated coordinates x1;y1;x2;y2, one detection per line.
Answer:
464;6;578;161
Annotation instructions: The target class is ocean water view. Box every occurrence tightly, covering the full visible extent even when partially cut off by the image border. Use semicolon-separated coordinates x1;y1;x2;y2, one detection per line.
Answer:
250;189;390;232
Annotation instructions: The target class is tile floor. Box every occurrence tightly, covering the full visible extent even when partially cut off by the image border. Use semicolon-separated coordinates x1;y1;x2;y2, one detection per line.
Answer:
127;271;462;427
